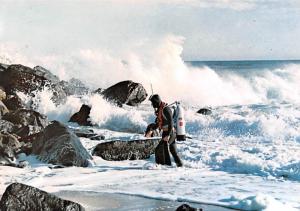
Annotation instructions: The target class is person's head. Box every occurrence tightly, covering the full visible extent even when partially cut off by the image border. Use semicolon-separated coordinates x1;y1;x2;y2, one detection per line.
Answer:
149;94;161;108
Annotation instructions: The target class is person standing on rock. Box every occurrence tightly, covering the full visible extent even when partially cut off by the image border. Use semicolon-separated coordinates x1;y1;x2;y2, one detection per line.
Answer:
149;94;183;167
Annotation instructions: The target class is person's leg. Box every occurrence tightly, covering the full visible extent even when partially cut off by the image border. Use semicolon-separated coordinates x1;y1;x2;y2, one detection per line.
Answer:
169;133;183;167
155;139;171;165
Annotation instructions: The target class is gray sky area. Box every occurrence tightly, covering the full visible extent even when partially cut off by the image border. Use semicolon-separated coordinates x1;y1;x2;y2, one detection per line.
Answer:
1;0;300;61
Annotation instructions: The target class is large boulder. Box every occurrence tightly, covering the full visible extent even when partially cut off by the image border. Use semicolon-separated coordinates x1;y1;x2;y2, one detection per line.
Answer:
0;64;67;105
176;204;199;211
92;138;160;161
0;100;9;117
197;108;212;115
32;121;92;167
101;80;147;106
69;104;92;126
59;78;90;96
0;120;15;133
0;183;84;211
0;132;21;166
2;109;48;138
2;94;25;111
0;86;6;101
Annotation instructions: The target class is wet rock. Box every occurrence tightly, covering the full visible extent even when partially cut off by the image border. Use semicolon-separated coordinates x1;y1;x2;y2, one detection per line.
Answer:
0;183;85;211
92;138;160;161
101;80;147;106
2;109;48;137
197;108;212;115
0;64;67;105
0;86;6;101
2;94;25;111
176;204;200;211
0;120;15;133
59;78;90;96
71;128;105;140
32;121;92;167
0;132;21;166
0;100;9;117
69;104;92;126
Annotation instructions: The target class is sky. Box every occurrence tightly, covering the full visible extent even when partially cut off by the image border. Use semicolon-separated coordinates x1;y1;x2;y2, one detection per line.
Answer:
0;0;300;61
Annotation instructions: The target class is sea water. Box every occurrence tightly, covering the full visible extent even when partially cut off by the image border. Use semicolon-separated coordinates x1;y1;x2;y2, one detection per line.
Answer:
1;41;300;210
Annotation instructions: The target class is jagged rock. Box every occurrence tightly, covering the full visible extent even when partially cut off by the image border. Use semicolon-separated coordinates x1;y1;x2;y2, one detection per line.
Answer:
0;64;67;105
71;128;105;140
0;120;15;133
176;204;199;211
0;100;9;117
59;78;90;96
197;108;212;115
93;87;103;94
2;109;48;137
0;183;85;211
0;86;6;101
92;138;160;161
69;104;92;126
101;80;147;106
0;132;21;166
32;121;92;167
2;94;25;111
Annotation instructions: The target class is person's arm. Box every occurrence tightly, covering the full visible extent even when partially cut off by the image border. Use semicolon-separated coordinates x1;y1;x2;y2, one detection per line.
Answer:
162;107;173;141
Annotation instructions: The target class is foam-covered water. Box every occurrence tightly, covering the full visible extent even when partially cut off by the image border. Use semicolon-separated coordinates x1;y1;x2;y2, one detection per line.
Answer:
1;37;300;210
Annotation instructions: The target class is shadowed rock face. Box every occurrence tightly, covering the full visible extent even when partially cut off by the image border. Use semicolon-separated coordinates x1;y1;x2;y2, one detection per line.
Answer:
0;64;67;106
101;80;147;106
0;183;85;211
2;109;49;138
69;104;92;126
0;133;21;166
92;138;160;161
0;101;9;117
32;121;92;167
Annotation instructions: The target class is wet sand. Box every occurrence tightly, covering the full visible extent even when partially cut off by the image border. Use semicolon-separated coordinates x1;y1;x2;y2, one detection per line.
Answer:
55;191;238;211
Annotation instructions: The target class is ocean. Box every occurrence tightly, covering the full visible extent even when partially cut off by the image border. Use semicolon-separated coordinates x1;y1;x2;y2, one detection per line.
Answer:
1;59;300;210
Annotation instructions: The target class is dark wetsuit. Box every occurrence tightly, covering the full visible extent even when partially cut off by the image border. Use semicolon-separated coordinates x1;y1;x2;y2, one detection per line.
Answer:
155;106;183;167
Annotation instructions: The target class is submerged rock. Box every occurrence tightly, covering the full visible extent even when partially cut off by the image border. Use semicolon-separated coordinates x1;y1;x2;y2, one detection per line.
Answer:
69;104;92;126
32;121;92;167
176;204;200;211
92;138;160;161
101;80;147;106
197;108;212;115
0;183;84;211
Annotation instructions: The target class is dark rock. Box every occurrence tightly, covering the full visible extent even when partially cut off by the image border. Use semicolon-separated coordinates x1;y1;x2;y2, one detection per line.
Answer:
0;86;6;101
101;80;147;106
59;78;90;96
0;64;67;105
0;183;85;211
2;109;48;137
32;121;92;167
92;138;160;161
71;128;105;140
2;94;25;111
69;104;92;126
0;120;15;133
176;204;200;211
197;108;212;115
93;87;103;94
0;100;9;117
0;132;21;166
